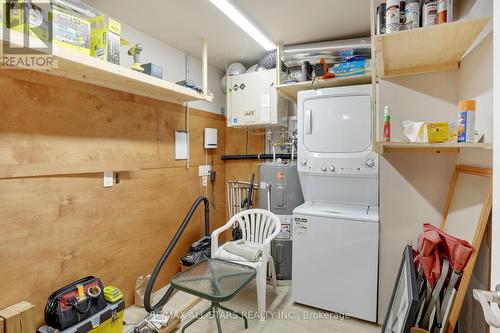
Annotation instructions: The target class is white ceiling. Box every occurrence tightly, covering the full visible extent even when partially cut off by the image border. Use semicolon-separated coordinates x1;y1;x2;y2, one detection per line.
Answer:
85;0;371;71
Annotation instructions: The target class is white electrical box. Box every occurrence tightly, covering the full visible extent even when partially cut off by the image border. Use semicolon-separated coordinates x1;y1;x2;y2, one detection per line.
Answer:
204;128;218;149
227;68;287;128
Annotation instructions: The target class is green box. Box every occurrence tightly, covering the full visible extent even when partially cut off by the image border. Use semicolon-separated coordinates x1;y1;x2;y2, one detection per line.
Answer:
6;0;52;42
90;15;121;65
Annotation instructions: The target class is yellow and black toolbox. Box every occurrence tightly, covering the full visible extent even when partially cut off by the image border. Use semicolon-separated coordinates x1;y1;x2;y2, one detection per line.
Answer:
37;300;124;333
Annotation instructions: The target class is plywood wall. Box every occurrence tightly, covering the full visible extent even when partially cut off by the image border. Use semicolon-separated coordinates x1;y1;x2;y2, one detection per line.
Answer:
224;128;265;218
0;70;227;326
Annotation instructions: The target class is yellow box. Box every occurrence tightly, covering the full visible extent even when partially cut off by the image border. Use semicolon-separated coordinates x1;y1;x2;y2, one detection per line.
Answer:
90;15;121;65
52;8;91;56
426;122;449;143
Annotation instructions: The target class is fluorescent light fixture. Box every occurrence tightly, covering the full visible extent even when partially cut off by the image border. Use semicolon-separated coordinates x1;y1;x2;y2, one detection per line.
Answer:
209;0;275;51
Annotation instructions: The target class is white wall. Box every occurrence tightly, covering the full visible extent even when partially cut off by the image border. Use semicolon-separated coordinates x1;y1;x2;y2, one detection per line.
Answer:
378;153;457;323
457;29;494;333
107;21;225;115
377;71;458;142
458;33;493;145
376;70;460;323
492;0;500;331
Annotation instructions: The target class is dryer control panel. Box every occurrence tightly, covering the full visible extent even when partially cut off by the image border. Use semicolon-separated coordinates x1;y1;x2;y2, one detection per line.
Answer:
298;151;379;176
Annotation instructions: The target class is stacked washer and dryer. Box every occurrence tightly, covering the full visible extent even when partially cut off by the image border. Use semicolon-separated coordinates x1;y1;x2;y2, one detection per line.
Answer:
292;84;379;322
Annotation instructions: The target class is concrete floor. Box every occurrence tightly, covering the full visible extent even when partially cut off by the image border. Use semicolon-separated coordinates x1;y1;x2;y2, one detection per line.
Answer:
124;282;381;333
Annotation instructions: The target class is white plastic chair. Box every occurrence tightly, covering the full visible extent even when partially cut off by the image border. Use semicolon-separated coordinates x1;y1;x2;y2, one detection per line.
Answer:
211;209;281;320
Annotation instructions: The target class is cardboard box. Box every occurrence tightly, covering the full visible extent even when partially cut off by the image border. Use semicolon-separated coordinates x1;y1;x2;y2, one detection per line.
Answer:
90;15;121;65
6;0;51;42
52;7;91;55
0;301;35;333
426;122;449;143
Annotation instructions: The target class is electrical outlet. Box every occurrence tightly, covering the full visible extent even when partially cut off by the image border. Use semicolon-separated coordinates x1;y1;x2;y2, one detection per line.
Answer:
202;176;208;187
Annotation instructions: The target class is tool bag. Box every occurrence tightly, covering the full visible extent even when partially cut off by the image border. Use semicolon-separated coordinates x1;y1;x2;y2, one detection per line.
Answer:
44;276;107;330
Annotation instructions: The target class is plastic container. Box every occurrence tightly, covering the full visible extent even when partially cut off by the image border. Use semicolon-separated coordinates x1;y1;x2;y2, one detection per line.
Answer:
457;100;476;143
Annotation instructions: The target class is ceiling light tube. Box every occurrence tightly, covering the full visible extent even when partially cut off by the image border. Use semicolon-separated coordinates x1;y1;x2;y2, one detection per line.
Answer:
209;0;276;51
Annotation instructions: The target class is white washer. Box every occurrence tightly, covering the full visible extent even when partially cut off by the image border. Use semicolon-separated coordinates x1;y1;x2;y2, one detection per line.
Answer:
292;84;379;322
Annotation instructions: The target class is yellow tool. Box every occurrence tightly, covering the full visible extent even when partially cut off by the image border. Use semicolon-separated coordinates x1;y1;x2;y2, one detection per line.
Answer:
77;284;86;302
128;43;144;72
103;286;123;303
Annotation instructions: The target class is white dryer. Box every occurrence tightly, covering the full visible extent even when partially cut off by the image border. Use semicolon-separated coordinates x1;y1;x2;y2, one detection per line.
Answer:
292;84;379;322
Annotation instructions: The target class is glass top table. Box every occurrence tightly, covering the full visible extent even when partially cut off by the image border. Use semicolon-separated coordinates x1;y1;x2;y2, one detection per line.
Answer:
171;259;256;333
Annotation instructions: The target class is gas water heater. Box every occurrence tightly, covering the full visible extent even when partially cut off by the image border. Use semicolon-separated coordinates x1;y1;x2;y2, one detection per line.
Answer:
258;162;304;283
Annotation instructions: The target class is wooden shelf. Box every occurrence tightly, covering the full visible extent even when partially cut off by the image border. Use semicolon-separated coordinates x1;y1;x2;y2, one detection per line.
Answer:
1;29;212;105
276;73;372;102
374;17;490;78
375;142;492;154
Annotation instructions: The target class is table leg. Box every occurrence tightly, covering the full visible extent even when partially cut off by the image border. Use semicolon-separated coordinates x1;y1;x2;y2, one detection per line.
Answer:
212;302;223;333
181;304;212;333
218;303;249;329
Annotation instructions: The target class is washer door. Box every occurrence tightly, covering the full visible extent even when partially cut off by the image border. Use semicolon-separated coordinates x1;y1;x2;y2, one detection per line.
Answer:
302;94;371;153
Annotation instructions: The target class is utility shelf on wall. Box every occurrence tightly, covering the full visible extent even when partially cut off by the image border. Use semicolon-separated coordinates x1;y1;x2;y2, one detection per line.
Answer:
374;17;490;78
276;73;372;102
1;29;212;105
375;142;493;154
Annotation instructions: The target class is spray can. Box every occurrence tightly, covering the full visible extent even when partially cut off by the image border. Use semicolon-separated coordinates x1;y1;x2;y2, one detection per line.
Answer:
399;1;406;31
423;0;437;27
386;0;400;33
376;3;386;34
405;0;420;30
457;100;476;143
383;106;391;142
437;0;447;24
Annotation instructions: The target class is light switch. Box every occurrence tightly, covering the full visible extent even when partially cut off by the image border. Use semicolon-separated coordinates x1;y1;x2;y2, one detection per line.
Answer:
104;171;114;188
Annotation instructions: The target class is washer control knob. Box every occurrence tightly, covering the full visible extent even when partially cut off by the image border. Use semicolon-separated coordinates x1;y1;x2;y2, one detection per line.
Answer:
365;159;375;168
329;165;336;172
321;165;327;172
300;159;307;166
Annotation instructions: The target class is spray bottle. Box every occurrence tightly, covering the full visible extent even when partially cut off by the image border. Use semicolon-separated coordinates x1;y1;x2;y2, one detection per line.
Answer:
384;106;391;142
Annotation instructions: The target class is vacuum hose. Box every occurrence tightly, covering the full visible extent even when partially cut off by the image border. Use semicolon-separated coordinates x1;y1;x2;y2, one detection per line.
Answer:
143;195;210;313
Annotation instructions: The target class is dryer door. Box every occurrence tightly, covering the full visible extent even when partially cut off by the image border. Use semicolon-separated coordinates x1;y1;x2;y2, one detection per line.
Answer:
303;94;371;153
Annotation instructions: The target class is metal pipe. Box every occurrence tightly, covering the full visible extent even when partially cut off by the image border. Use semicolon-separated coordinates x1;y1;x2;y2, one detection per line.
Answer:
221;154;296;161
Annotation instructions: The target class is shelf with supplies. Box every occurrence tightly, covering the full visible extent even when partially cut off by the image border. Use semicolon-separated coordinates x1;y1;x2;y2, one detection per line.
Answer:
0;29;212;105
276;73;372;102
374;142;492;154
373;17;490;78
